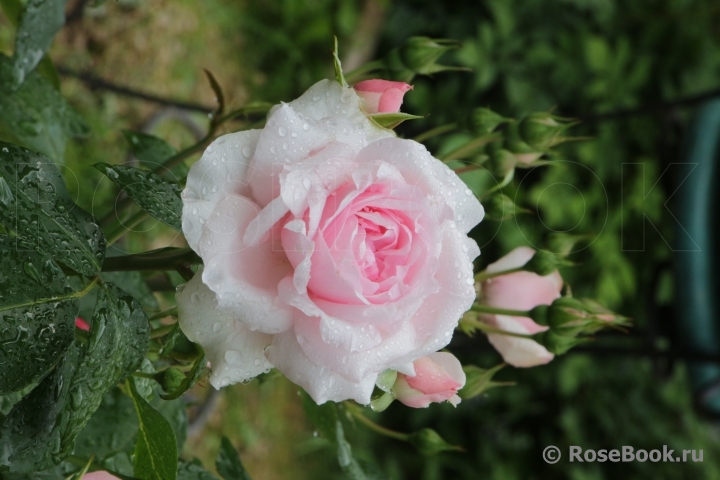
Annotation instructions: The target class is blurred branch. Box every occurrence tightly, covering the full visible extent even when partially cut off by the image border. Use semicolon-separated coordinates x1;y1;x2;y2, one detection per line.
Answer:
341;0;388;72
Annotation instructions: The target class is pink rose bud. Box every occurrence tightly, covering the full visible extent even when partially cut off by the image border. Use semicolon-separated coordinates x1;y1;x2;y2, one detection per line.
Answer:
82;472;121;480
480;246;563;368
354;79;413;114
393;352;466;408
75;317;90;331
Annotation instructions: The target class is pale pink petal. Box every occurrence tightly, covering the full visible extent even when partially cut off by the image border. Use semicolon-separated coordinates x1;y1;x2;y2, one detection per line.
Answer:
82;473;121;480
75;317;90;331
354;80;413;114
176;269;274;387
486;314;554;368
354;138;484;234
266;330;378;404
199;194;293;334
182;130;261;250
405;354;464;394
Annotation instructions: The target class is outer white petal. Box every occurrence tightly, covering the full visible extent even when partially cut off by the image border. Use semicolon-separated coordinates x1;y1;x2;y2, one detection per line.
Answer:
182;130;262;251
266;330;378;404
176;269;274;388
276;79;392;144
487;315;554;368
198;194;293;334
355;138;485;234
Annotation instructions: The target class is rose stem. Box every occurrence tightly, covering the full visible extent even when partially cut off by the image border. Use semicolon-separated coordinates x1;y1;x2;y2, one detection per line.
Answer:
474;267;524;283
345;403;409;441
412;123;457;143
470;304;533;319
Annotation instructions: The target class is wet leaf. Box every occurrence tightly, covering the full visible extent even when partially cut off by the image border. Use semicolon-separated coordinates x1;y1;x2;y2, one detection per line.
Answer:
0;141;105;275
178;460;219;480
216;436;252;480
369;112;425;130
0;54;88;162
127;377;178;480
94;163;183;231
0;283;150;473
11;0;68;87
122;130;179;168
0;236;79;394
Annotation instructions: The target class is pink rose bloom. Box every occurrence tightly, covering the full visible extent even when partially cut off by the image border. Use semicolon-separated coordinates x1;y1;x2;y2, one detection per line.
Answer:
177;79;484;404
82;472;120;480
75;317;90;331
393;352;465;408
354;79;413;114
480;247;562;367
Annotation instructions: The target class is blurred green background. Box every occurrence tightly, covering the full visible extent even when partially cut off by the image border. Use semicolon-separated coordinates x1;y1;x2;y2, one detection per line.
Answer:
2;0;720;478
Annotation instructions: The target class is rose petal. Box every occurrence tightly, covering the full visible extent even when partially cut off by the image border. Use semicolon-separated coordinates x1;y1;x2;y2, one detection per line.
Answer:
355;138;484;234
266;330;378;404
199;194;293;334
176;269;274;387
182;130;262;251
486;314;554;368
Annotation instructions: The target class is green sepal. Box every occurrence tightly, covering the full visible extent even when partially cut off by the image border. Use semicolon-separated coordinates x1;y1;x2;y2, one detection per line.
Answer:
369;112;425;130
333;36;348;88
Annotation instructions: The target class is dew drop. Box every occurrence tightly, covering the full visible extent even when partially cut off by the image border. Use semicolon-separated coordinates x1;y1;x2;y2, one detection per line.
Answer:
213;322;223;333
278;126;287;137
302;123;310;131
242;146;253;158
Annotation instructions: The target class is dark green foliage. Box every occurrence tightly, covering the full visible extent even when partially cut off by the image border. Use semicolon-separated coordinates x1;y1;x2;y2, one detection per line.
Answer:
94;163;184;231
0;237;79;394
0;55;88;162
0;283;149;474
0;141;104;275
127;377;179;480
216;436;252;480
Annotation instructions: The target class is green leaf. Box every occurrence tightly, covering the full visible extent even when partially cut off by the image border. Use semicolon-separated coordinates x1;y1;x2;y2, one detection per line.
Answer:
122;130;179;168
0;141;104;275
0;236;79;394
11;0;68;86
101;270;160;311
160;349;205;400
368;112;425;130
0;55;89;162
0;0;22;25
94;163;184;231
178;460;219;480
127;377;178;480
333;36;348;88
216;436;252;480
0;282;150;473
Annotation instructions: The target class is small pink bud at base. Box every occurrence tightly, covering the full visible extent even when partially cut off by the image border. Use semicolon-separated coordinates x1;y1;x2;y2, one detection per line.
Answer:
354;79;413;114
82;472;122;480
75;317;90;331
392;352;465;408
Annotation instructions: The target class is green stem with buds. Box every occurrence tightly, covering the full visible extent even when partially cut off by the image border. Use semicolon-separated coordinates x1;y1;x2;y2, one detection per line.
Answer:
462;318;536;339
439;133;501;163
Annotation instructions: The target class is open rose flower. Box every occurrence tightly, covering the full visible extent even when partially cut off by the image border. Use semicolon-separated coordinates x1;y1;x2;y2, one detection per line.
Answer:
392;352;465;408
177;79;483;404
479;247;562;367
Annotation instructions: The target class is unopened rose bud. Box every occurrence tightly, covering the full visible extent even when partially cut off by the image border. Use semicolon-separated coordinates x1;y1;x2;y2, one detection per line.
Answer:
408;428;461;456
484;192;528;221
458;363;513;400
75;317;90;331
470;108;512;135
392;352;465;408
544;297;628;336
504;123;543;165
398;37;459;75
533;329;589;355
154;367;186;393
81;473;121;480
488;148;518;178
478;247;562;367
523;250;573;276
354;79;413;114
519;112;575;151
